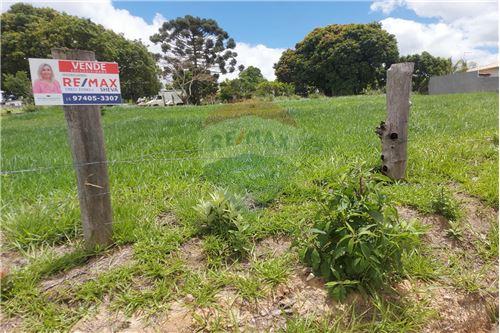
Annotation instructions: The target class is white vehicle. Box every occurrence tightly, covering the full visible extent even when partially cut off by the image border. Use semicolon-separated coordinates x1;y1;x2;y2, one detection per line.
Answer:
137;97;148;106
5;100;22;108
144;89;184;107
145;95;165;107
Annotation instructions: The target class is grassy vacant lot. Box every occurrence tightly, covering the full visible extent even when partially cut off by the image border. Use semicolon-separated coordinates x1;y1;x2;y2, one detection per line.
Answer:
1;93;498;332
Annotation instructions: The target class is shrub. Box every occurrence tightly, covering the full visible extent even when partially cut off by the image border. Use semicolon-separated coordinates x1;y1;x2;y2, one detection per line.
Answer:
195;189;250;256
255;81;295;98
301;166;421;300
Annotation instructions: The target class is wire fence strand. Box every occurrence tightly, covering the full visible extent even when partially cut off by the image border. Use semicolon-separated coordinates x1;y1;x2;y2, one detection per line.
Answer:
1;143;331;175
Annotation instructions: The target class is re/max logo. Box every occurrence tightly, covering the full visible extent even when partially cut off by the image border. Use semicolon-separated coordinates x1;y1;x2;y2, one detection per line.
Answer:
62;78;118;88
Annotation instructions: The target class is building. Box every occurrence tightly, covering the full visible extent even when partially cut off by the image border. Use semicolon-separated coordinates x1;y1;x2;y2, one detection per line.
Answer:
429;62;499;95
467;62;499;77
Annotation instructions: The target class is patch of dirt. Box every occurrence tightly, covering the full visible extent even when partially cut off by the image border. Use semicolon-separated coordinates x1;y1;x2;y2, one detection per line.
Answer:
156;300;194;333
0;313;23;333
453;189;498;238
71;299;194;333
0;243;75;279
397;206;459;249
397;190;499;333
396;279;497;333
156;211;179;228
242;194;264;211
179;238;206;270
189;265;367;332
71;301;152;333
41;245;134;292
252;236;292;259
0;251;29;279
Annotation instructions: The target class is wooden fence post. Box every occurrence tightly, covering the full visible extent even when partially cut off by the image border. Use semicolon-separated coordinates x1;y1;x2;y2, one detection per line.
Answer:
376;62;414;180
51;48;113;248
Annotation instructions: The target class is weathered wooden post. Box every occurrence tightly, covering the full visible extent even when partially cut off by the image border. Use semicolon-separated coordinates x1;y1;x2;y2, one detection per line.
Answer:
51;48;113;248
376;62;414;180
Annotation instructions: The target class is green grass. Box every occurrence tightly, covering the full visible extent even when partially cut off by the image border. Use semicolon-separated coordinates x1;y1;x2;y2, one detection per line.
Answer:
1;92;498;331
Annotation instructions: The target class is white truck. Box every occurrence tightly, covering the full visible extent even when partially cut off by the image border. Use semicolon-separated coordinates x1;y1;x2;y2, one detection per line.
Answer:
144;89;184;107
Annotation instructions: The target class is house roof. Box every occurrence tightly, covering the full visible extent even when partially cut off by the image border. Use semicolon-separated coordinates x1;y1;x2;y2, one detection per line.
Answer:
467;61;499;72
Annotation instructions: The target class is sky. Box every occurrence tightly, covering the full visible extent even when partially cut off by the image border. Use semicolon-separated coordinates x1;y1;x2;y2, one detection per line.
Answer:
2;0;498;80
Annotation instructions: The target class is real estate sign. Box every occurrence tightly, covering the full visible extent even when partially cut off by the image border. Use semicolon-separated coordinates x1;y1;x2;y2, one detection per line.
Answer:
28;58;122;106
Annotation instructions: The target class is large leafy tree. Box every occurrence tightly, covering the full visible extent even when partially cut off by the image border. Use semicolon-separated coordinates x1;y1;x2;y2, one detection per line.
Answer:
1;3;161;101
218;66;266;102
274;23;399;96
239;66;265;96
399;52;452;93
150;15;239;104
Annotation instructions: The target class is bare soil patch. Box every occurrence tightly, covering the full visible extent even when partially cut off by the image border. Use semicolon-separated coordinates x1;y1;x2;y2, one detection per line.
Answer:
184;265;336;332
156;211;179;228
179;238;206;271
41;245;134;292
252;236;292;259
397;190;498;333
71;300;153;333
0;243;75;279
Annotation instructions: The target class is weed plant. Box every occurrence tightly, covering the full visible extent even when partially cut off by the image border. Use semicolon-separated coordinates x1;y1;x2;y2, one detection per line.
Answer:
301;166;422;300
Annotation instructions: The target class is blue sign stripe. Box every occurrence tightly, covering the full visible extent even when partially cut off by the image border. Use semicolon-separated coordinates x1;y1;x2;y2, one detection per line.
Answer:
62;93;122;105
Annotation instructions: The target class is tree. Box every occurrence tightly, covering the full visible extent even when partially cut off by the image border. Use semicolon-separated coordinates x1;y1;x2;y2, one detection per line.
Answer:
274;23;399;96
1;3;161;101
399;52;452;93
151;15;238;104
255;81;294;98
2;71;33;102
218;78;244;103
238;66;265;97
218;66;266;102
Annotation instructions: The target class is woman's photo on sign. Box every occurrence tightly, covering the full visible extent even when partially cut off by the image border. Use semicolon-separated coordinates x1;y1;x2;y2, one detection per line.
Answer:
32;63;62;94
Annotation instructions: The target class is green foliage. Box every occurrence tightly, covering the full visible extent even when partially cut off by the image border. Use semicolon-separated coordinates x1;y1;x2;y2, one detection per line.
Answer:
150;15;238;105
218;66;266;102
399;52;452;93
274;23;399;96
430;187;460;221
2;71;33;101
252;254;293;286
301;167;421;300
255;81;295;98
195;189;251;256
218;78;245;103
0;93;497;331
239;66;266;95
1;3;161;101
22;104;38;113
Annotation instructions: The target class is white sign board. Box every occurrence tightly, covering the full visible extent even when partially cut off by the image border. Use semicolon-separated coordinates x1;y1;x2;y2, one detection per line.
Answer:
28;58;122;105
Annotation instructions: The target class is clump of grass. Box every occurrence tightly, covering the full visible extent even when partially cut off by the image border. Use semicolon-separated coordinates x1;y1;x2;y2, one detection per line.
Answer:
446;220;463;240
195;189;251;257
401;247;440;280
479;219;499;259
202;234;230;267
252;254;293;286
233;274;266;300
429;187;463;239
430;187;460;221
